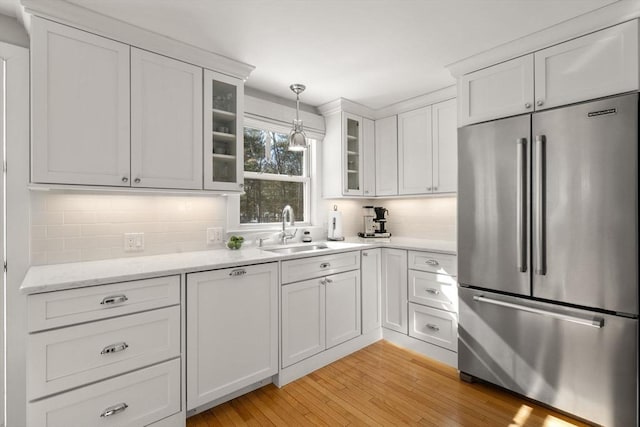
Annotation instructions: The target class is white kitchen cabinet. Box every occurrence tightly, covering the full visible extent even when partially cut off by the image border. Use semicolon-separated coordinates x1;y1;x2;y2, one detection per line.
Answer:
281;278;326;368
186;263;278;410
362;118;376;196
26;275;182;425
361;248;382;334
381;248;408;334
203;69;245;192
459;21;639;126
131;48;203;189
534;20;639;111
458;55;534;126
326;270;361;349
432;99;457;194
31;17;131;186
408;303;458;352
398;106;433;195
374;116;398;196
322;111;375;197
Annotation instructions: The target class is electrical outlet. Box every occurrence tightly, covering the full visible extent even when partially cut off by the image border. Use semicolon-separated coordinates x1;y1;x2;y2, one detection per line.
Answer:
206;227;224;245
124;232;144;252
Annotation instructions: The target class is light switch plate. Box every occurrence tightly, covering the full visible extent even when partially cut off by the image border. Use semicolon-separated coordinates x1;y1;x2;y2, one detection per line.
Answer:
124;232;144;252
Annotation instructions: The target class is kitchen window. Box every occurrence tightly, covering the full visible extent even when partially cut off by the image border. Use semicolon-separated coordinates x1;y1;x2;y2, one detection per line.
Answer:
238;124;311;226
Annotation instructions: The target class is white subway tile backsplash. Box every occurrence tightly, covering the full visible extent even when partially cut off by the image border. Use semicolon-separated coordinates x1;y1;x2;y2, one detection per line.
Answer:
31;192;227;265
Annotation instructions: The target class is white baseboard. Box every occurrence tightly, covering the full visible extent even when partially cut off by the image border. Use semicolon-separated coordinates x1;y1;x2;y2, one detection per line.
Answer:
275;328;383;387
383;328;458;368
186;377;274;417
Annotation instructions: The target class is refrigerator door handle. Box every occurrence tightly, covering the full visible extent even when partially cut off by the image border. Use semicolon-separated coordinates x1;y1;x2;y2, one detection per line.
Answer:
473;295;604;328
516;138;527;273
534;135;546;275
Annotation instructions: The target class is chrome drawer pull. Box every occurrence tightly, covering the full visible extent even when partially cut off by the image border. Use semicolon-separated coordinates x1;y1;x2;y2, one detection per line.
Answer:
100;295;128;305
320;262;331;269
100;342;129;355
425;259;439;266
425;288;440;295
425;324;440;331
229;269;246;277
100;402;128;418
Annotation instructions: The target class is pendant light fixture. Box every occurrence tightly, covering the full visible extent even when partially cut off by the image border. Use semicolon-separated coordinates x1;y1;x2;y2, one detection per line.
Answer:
288;83;308;151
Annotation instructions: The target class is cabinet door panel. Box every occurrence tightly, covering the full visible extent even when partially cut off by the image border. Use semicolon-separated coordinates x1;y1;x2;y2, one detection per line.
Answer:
432;99;457;194
374;116;398;196
186;263;278;409
131;48;203;189
362;118;376;196
534;20;639;111
381;248;408;333
326;270;361;349
281;279;326;368
398;106;433;195
361;249;382;334
31;17;130;186
458;55;534;126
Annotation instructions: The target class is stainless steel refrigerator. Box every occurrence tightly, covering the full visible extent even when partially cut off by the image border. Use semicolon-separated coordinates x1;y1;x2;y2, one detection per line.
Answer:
457;93;638;427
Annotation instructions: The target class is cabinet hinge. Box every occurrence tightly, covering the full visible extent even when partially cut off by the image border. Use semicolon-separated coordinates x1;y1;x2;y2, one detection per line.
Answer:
3;261;6;272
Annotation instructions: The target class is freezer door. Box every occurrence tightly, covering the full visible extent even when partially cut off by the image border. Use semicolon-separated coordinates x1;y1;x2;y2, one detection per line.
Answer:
532;93;638;315
458;115;530;295
459;287;638;427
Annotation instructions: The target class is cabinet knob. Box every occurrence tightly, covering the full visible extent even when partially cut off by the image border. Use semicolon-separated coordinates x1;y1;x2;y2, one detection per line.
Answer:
425;288;441;295
433;186;438;191
100;341;129;355
425;324;440;332
229;269;247;277
427;187;432;191
426;259;439;266
100;295;128;305
320;262;331;269
134;178;141;184
121;177;128;183
362;252;368;257
536;99;544;107
524;102;532;109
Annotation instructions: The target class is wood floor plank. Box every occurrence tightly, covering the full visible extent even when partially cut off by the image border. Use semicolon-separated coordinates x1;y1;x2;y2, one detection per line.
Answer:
187;340;591;427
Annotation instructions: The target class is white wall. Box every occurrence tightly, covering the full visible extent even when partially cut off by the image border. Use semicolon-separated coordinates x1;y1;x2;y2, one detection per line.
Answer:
30;192;228;265
0;13;28;48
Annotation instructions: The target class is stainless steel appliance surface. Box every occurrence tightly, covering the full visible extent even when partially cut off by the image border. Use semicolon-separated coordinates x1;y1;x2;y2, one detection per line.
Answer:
457;93;639;427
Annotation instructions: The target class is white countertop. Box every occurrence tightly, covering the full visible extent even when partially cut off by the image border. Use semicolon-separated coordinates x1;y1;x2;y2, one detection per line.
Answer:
20;237;456;294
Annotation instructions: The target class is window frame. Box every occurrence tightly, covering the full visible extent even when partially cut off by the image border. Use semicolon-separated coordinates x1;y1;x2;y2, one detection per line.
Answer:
227;117;313;232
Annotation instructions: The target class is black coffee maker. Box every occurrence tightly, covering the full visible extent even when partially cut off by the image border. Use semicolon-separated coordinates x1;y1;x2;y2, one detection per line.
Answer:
373;207;391;237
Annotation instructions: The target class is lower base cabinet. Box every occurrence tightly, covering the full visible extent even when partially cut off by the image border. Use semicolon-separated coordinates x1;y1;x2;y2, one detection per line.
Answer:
281;269;361;368
381;248;408;333
186;263;278;410
28;358;180;427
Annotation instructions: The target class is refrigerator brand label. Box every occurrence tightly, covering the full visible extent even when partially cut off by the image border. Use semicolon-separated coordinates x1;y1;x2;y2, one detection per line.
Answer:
588;108;617;117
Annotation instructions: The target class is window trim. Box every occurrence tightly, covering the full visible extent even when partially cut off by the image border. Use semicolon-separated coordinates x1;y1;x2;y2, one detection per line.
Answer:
227;119;313;232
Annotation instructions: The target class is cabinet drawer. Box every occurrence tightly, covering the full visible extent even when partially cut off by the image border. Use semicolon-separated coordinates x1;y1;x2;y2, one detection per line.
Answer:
28;358;180;427
28;275;180;332
28;306;180;400
408;270;458;312
408;251;456;276
409;303;458;352
281;251;360;284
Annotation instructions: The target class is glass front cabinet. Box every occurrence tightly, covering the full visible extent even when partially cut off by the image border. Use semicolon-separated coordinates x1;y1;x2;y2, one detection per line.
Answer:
343;113;363;196
204;69;245;191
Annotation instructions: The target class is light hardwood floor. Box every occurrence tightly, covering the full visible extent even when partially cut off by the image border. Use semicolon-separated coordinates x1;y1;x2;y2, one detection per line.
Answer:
186;340;590;426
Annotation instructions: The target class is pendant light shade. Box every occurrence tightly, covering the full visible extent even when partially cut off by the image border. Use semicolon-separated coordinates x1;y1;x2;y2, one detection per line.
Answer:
288;84;308;151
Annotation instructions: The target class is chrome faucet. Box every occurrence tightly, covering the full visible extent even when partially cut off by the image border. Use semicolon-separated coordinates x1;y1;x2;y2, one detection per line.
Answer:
281;205;297;244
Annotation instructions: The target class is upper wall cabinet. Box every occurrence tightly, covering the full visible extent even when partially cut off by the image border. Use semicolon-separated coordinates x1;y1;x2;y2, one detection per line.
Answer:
322;111;374;198
31;17;131;186
374;116;398;196
458;55;534;126
203;70;245;192
432;99;457;194
534;20;639;111
131;48;203;190
398;106;433;195
459;20;639;126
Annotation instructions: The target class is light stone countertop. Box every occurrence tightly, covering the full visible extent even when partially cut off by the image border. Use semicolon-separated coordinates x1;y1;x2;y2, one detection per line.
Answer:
20;237;456;295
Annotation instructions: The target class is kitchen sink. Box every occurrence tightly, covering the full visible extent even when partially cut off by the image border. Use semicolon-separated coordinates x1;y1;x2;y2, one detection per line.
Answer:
261;243;329;255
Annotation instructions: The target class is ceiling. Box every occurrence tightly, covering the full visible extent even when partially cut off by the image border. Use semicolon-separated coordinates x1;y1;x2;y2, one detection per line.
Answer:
1;0;620;109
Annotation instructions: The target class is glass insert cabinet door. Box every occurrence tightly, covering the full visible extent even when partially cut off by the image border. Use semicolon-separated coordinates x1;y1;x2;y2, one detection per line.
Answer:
343;112;363;195
204;69;245;191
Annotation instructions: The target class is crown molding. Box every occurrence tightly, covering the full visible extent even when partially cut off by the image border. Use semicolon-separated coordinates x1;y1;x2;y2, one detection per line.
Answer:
447;1;640;77
373;85;456;119
21;0;255;80
317;98;376;118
